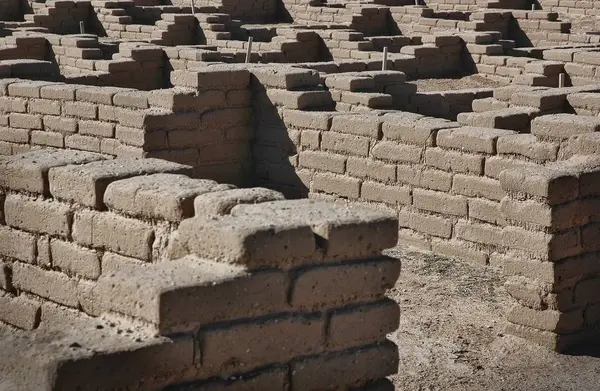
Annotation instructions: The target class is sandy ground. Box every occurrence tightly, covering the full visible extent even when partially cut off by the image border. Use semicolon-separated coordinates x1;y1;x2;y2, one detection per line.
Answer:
385;246;600;391
410;75;505;92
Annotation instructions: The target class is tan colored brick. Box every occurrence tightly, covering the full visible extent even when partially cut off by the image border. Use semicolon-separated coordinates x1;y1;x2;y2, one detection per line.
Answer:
283;109;332;131
43;116;77;133
499;164;578;205
398;210;453;238
420;169;452;191
9;113;42;129
469;198;504;224
0;226;36;263
361;181;411;205
504;226;580;261
455;220;502;246
12;262;79;308
347;157;396;182
507;304;583;334
202;314;324;372
299;150;346;174
431;238;488;264
73;210;154;261
291;257;399;308
4;194;71;237
327;299;399;349
291;341;398;391
37;236;51;267
425;148;484;175
413;189;467;217
49;158;191;209
313;172;361;199
78;120;115;138
28;99;61;116
0;293;40;330
331;114;381;138
65;134;101;152
452;174;505;201
300;129;320;149
371;140;422;164
63;101;97;119
484;155;536;179
30;131;64;148
321;132;370;156
437;126;515;154
50;240;101;280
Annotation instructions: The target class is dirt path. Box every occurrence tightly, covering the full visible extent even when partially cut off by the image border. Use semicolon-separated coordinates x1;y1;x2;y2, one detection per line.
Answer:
385;246;600;391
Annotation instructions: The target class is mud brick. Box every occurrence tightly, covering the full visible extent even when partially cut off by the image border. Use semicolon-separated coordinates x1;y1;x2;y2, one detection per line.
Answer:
382;114;458;146
78;120;115;138
202;314;324;372
4;194;71;238
11;262;79;308
500;198;583;231
420;169;452;191
251;66;319;89
37;236;51;268
300;129;320;149
40;84;77;101
497;134;558;162
314;172;361;199
113;91;149;109
116;126;166;148
283;109;333;131
321;132;370;157
431;238;488;265
360;181;411;205
507;304;583;334
94;256;287;334
43;116;78;134
503;226;580;261
327;299;399;349
413;189;467;217
104;174;226;222
171;67;250;90
0;226;36;263
201;108;252;129
0;97;27;113
7;81;57;98
437;126;515;154
425;148;484;175
0;294;40;330
574;277;600;306
194;188;284;218
229;200;398;262
0;149;106;195
9;113;42;129
0;127;29;143
299;150;346;174
291;341;398;391
291;257;399;308
49;158;191;209
50;240;100;280
499;164;578;205
267;89;333;110
455;220;503;246
532;114;600;140
371;141;422;164
452;174;504;201
73;210;154;261
469;198;504;225
347;157;396;182
398;210;452;238
28;99;61;116
484;155;536;179
63;101;98;119
331;114;381;138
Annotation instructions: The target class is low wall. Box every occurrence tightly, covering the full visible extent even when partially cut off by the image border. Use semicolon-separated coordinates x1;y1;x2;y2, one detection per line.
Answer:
0;148;400;390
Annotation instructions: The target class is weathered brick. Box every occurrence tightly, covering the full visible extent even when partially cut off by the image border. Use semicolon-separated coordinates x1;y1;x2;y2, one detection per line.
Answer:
202;314;324;372
425;148;484;175
413;189;467;216
291;341;398;391
0;226;36;263
11;262;79;308
299;150;346;174
361;181;411;205
78;120;115;138
347;157;396;182
455;220;503;246
331;114;381;138
291;257;399;308
431;238;488;265
49;158;191;209
327;299;400;349
50;240;101;279
0;293;40;330
420;169;452;191
43;116;77;134
499;164;578;205
9;113;42;130
469;198;504;224
371;140;422;164
4;194;71;237
30;131;64;148
398;210;453;238
452;174;505;201
73;210;154;261
507;304;583;334
313;172;361;199
437;126;515;154
321;132;370;156
63;101;98;119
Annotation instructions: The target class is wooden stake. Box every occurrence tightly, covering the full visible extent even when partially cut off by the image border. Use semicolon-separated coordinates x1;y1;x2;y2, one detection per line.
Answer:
191;0;195;14
559;73;565;88
79;21;85;34
382;46;388;71
245;37;253;63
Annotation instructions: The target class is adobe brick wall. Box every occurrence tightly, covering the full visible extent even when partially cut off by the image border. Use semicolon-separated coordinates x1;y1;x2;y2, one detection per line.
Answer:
0;66;253;185
0;148;400;390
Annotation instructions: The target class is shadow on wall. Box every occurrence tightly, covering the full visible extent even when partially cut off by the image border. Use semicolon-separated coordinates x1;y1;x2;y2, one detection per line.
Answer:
251;77;309;199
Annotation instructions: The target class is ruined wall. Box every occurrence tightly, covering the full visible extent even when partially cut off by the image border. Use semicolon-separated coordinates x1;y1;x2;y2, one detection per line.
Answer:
0;148;400;390
0;68;253;185
186;0;278;22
